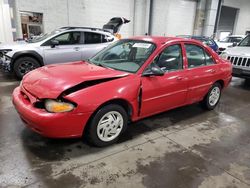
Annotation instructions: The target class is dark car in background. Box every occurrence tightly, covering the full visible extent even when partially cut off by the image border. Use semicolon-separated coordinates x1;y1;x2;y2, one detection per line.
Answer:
177;35;219;53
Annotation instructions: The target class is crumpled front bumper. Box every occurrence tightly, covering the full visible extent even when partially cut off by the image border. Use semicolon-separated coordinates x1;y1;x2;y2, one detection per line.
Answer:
0;56;11;72
12;86;93;138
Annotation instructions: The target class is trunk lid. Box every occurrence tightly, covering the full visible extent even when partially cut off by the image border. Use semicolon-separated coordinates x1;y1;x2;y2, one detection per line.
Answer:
103;17;130;34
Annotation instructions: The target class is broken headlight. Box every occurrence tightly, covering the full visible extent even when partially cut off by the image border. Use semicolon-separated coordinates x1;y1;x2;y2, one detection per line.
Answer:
44;99;75;113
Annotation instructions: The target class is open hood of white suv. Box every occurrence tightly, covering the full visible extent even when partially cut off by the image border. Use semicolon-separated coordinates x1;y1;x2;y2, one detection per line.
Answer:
225;46;250;56
0;41;37;51
217;42;233;48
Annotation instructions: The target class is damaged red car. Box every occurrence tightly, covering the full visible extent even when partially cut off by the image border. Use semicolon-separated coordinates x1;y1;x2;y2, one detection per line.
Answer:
12;36;232;146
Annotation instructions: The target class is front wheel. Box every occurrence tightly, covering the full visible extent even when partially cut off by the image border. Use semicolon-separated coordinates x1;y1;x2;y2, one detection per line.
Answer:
13;57;40;79
201;83;222;110
86;104;128;147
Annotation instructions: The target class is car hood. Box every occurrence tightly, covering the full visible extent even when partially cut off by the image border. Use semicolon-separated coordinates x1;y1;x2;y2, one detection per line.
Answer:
22;61;129;99
225;46;250;56
217;42;233;48
0;41;37;50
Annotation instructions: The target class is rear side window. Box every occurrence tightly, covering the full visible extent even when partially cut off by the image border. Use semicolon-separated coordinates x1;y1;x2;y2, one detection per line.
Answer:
205;51;215;65
185;44;215;68
84;32;102;44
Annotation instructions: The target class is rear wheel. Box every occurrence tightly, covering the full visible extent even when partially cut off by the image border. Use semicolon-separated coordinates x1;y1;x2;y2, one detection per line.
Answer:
86;104;128;147
201;83;222;110
13;57;40;79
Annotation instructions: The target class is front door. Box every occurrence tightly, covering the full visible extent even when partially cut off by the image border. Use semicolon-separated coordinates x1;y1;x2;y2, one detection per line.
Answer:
42;31;83;64
140;44;188;117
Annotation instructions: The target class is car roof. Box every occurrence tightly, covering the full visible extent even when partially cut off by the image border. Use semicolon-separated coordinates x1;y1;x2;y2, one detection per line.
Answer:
56;27;112;35
191;36;211;40
177;35;212;40
128;36;203;46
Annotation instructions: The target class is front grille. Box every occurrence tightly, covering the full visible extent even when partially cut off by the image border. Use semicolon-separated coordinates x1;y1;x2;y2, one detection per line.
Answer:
227;56;250;67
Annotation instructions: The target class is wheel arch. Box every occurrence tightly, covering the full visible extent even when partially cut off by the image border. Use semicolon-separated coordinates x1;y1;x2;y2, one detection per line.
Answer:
82;98;134;136
214;79;224;89
11;51;44;70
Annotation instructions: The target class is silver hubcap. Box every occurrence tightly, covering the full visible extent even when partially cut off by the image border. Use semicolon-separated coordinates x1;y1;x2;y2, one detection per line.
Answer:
18;61;37;75
209;86;220;106
97;111;124;142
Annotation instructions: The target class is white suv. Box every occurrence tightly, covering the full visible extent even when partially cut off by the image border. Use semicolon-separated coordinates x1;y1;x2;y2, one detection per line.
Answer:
0;17;130;79
217;35;245;54
221;35;250;81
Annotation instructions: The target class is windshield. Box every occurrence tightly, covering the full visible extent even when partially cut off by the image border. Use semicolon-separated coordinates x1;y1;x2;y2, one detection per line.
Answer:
238;35;250;47
88;39;156;73
27;29;64;43
220;36;243;43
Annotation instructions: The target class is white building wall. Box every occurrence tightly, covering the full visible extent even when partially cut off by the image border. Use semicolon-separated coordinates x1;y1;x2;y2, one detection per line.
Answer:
5;0;250;42
202;0;219;37
0;0;13;42
223;0;250;35
16;0;134;38
150;0;197;36
133;0;150;36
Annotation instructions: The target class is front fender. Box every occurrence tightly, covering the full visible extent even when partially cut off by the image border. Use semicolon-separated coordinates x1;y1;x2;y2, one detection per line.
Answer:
63;75;141;120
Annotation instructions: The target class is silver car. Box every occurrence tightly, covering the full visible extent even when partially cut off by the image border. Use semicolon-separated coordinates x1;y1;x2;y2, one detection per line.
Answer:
0;17;130;79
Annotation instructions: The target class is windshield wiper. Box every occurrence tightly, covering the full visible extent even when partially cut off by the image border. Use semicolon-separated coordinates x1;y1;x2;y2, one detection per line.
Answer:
86;60;113;70
96;63;108;68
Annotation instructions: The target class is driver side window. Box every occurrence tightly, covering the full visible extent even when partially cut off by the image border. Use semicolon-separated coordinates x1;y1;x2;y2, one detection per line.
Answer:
44;32;81;45
155;44;183;72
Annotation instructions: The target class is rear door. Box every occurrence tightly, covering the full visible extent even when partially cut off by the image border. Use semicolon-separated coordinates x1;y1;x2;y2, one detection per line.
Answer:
140;43;189;117
184;43;220;104
42;31;83;64
81;32;113;60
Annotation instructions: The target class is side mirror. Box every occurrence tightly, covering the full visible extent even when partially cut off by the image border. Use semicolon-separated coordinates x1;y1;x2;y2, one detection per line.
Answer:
50;39;59;48
232;42;237;47
142;65;164;77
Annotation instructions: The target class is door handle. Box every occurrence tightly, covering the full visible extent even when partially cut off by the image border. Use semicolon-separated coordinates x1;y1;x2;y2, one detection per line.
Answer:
73;47;80;51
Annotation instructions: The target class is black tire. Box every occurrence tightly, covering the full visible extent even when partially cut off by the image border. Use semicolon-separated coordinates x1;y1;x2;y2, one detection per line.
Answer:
85;104;128;147
201;82;222;110
13;57;41;79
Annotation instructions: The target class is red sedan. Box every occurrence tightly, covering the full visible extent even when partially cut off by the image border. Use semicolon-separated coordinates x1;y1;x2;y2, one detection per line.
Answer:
12;36;232;146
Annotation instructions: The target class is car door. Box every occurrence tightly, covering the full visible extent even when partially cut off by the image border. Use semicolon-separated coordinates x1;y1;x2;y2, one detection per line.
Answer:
41;31;83;64
184;43;220;104
81;32;113;60
140;44;189;117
